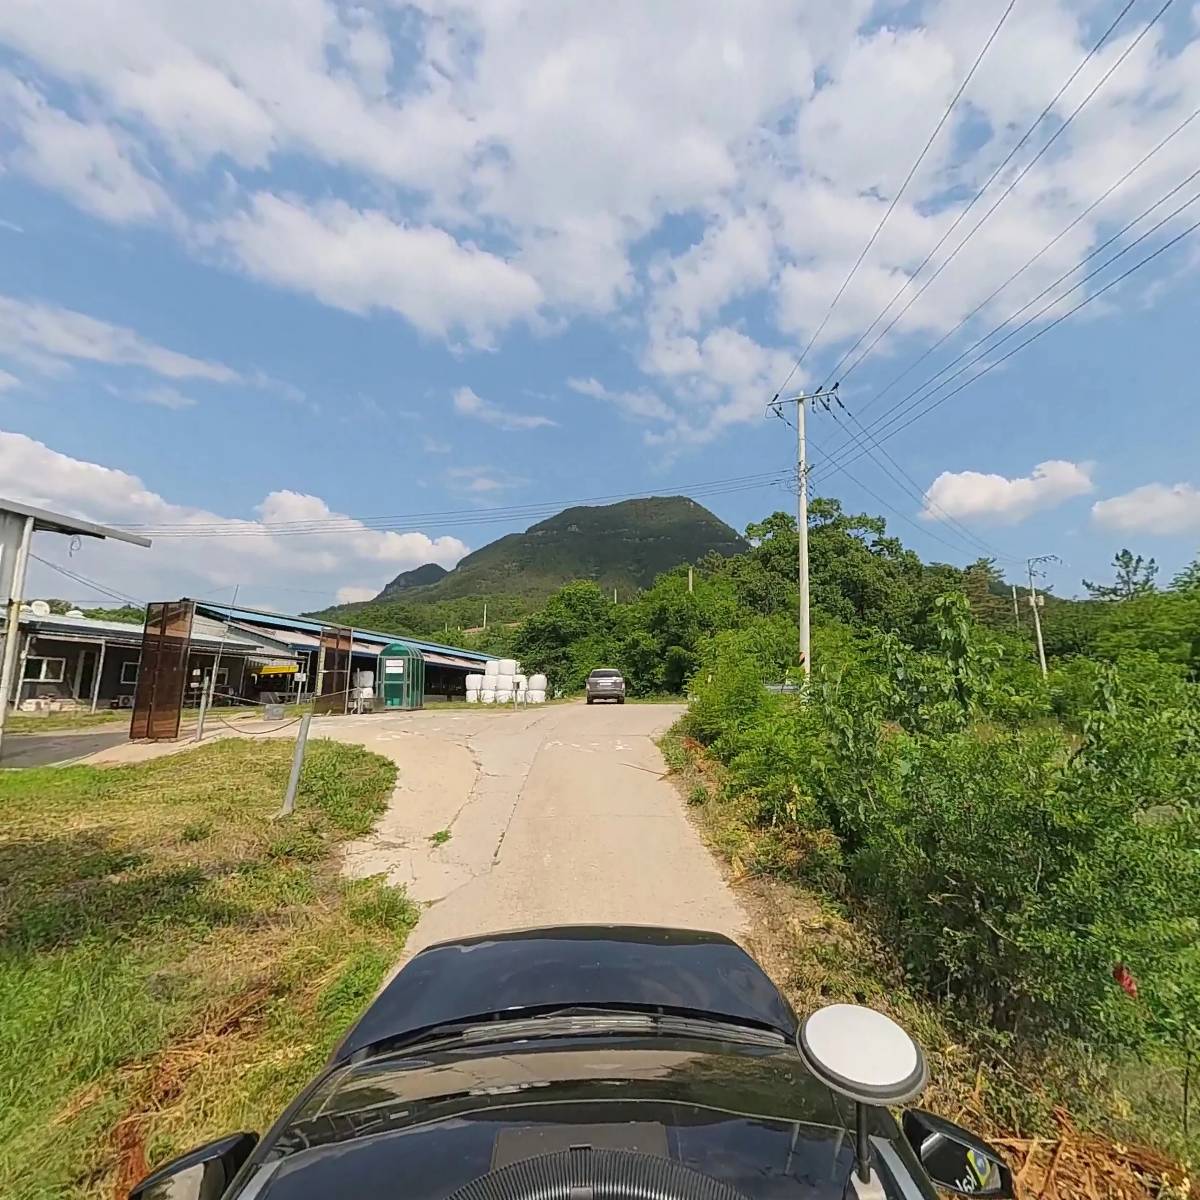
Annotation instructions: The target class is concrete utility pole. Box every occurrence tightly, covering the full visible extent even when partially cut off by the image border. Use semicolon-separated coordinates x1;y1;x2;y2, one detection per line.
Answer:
767;388;838;677
1026;555;1059;680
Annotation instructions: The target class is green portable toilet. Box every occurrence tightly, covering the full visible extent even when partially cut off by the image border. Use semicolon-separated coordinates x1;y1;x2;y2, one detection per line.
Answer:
377;642;425;710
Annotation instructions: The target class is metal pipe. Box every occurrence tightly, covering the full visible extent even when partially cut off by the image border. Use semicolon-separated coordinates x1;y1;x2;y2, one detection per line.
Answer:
91;638;106;714
0;514;34;761
855;1103;871;1183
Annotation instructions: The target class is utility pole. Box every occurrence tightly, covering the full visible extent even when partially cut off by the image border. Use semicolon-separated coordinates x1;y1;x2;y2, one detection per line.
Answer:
1026;555;1059;680
1011;584;1019;627
483;602;487;631
767;387;838;676
687;566;694;595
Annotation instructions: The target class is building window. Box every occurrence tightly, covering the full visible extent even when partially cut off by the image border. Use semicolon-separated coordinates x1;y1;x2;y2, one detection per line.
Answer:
214;667;229;687
23;657;66;683
120;661;140;685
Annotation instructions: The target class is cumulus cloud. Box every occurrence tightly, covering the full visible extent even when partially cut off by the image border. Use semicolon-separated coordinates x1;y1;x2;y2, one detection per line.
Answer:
1092;482;1200;534
452;386;554;430
447;465;529;496
923;460;1094;524
0;293;238;382
335;585;378;604
215;194;543;345
1;430;469;608
0;368;19;391
1;73;172;224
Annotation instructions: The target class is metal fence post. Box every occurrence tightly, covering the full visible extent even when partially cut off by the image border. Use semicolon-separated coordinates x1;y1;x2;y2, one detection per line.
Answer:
193;672;210;742
279;713;312;817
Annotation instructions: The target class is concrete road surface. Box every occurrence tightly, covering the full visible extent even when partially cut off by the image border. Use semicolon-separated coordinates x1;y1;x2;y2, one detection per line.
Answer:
84;701;748;958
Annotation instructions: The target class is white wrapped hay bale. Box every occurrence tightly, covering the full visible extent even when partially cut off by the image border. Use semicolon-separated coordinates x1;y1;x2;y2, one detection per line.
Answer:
513;674;528;690
493;684;515;700
528;673;548;691
466;673;484;688
465;690;480;703
526;689;546;704
479;690;496;704
484;660;501;677
498;658;518;675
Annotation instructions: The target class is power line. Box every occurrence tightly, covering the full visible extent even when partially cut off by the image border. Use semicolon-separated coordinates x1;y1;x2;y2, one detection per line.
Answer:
815;0;1146;391
770;0;1019;401
820;182;1200;476
28;554;144;605
828;403;1020;562
812;209;1200;481
119;470;796;539
830;0;1175;391
857;101;1200;419
818;162;1200;473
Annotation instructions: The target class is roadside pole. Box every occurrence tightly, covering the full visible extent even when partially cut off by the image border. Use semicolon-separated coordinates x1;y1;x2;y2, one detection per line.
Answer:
279;713;312;817
767;387;838;677
1026;555;1059;680
193;672;211;742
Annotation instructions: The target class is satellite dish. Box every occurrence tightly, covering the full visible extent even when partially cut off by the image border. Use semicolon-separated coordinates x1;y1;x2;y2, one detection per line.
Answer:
65;609;85;618
29;600;52;617
799;1004;927;1103
799;1005;926;1192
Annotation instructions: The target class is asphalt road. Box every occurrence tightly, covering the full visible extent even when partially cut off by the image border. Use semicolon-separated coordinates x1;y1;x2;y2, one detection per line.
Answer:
333;701;748;958
1;726;132;768
83;701;749;959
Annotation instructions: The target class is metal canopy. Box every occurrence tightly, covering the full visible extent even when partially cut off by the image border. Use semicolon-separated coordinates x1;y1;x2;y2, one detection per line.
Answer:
0;497;152;547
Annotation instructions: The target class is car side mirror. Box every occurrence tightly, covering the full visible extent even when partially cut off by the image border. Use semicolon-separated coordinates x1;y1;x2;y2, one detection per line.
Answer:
903;1110;1012;1197
128;1132;257;1200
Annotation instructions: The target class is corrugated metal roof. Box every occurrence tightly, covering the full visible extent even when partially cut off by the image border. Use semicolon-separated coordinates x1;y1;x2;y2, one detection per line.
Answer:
423;650;486;670
195;601;494;663
6;612;296;657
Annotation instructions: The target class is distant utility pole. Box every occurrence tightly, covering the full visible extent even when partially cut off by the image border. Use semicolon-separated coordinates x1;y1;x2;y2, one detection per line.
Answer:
767;387;839;676
1026;555;1059;680
1011;584;1020;627
482;602;487;631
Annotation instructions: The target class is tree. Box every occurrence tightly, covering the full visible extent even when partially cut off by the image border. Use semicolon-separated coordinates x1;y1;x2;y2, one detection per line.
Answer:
1172;553;1200;593
1084;549;1158;601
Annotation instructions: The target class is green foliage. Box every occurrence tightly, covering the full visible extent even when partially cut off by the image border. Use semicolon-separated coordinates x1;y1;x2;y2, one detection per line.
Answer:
1172;552;1200;593
684;586;1200;1068
1092;590;1200;673
1084;548;1159;601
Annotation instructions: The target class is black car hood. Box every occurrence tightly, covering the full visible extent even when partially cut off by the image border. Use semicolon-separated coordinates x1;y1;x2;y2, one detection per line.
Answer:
331;925;797;1063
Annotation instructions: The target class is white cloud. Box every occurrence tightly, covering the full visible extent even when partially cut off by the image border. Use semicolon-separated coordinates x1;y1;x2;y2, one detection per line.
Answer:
1;73;171;224
447;465;528;496
0;293;238;381
0;369;20;391
422;436;452;454
335;585;378;604
923;460;1094;524
567;376;674;423
452;385;554;431
136;385;195;410
215;194;543;345
0;430;469;605
1092;482;1200;534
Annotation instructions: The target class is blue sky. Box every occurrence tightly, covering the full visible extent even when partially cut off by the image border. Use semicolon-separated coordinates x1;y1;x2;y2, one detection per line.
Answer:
1;0;1198;611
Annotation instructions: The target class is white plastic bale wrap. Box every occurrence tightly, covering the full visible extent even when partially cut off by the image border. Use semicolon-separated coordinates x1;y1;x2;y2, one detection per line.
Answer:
526;689;546;704
528;673;548;691
479;690;496;704
465;690;480;703
466;673;484;688
484;660;501;678
498;659;518;675
513;674;528;689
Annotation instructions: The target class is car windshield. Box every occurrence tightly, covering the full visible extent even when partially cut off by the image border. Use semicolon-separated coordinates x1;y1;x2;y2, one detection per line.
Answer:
261;1033;911;1200
590;670;622;678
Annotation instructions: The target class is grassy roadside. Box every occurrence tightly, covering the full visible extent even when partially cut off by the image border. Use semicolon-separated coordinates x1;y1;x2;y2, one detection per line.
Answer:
6;710;130;733
0;738;416;1200
659;727;1194;1200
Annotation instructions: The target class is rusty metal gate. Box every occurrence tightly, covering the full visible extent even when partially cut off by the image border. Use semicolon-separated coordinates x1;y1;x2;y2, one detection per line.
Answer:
313;625;352;715
130;600;195;740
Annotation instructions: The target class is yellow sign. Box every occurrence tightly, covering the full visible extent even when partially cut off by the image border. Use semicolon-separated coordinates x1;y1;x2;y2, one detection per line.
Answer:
258;662;299;675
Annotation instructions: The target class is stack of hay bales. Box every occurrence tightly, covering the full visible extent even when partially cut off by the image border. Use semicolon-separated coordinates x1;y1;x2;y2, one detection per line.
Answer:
467;659;548;705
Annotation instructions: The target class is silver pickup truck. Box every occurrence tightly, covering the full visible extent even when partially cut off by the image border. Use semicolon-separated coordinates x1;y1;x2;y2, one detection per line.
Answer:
585;668;626;704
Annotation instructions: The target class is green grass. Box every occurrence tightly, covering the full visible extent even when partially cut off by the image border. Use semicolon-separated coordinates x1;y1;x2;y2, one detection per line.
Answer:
428;828;451;846
5;710;129;733
0;738;416;1200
